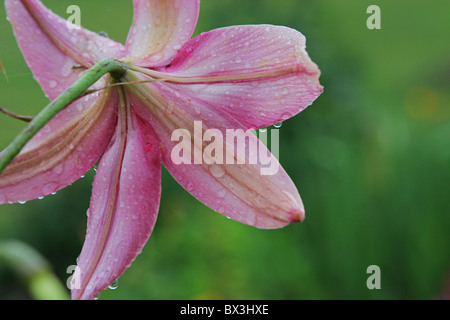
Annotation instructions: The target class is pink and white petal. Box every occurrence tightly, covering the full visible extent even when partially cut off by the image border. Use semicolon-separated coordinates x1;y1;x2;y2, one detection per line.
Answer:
127;78;304;229
158;25;323;129
0;88;119;205
6;0;126;100
71;107;161;300
125;0;199;68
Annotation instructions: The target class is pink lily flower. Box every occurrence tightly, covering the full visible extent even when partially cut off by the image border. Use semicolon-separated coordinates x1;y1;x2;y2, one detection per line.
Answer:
1;0;323;300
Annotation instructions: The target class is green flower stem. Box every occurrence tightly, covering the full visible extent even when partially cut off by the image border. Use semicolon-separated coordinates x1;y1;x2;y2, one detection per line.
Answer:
0;58;128;175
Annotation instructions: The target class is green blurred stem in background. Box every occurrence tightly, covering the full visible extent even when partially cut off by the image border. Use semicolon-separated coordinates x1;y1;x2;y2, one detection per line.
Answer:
0;240;69;300
0;58;128;175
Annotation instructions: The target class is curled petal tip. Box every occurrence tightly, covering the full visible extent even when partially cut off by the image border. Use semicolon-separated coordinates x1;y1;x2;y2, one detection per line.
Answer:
283;190;305;223
290;208;305;223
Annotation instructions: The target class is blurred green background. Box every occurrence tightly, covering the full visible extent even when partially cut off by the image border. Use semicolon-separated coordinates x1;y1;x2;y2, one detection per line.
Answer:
0;0;449;300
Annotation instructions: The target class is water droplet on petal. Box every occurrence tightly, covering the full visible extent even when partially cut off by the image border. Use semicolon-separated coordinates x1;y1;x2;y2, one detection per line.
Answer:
217;189;227;198
281;113;292;121
52;163;64;175
144;143;153;152
94;293;101;300
209;165;226;178
42;183;58;195
108;279;119;290
167;102;175;114
61;59;74;77
259;128;267;133
274;122;283;128
98;31;109;38
49;80;58;88
18;201;27;205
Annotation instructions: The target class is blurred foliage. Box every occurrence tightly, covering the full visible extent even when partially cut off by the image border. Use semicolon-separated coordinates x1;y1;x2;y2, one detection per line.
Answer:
0;240;69;300
0;0;449;300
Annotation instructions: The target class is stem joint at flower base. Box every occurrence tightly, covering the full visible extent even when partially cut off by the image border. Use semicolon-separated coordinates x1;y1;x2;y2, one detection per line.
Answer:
0;59;129;175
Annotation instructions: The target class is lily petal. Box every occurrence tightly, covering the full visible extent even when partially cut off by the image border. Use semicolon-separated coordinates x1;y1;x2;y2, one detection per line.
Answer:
6;0;126;99
153;25;323;129
0;86;118;205
127;76;304;229
125;0;199;68
72;93;161;300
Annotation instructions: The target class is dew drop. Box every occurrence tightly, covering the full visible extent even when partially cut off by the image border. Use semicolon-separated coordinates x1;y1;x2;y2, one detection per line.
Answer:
52;163;64;175
61;58;74;77
94;293;101;300
18;201;27;205
259;128;267;133
209;165;226;178
284;113;293;122
274;122;283;128
98;31;109;38
49;80;58;88
186;182;194;192
167;102;175;114
281;88;289;96
217;189;227;198
42;183;58;195
144;143;153;152
108;279;119;290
